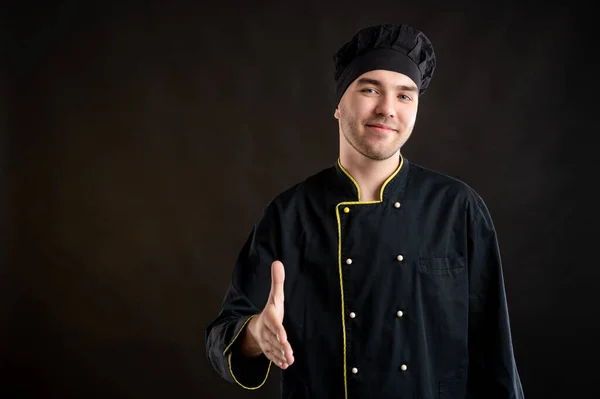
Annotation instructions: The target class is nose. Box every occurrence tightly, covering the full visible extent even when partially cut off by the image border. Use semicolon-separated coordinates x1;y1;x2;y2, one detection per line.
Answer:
374;93;396;118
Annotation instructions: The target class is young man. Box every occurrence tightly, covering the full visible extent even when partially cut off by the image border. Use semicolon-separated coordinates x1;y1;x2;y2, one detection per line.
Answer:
205;23;525;398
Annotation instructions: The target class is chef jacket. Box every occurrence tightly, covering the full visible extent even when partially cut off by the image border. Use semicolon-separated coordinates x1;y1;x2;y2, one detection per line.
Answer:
205;155;524;399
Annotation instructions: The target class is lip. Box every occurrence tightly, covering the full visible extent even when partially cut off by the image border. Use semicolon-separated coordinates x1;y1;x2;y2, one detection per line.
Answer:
366;124;397;132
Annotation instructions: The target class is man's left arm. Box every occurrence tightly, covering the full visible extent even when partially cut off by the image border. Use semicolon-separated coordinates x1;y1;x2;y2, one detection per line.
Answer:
466;196;525;399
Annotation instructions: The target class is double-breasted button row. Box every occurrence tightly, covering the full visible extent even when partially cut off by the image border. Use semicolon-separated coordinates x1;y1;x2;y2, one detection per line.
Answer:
343;199;406;378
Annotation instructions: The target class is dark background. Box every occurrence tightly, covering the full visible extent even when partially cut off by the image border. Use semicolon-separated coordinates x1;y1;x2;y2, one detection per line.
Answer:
3;1;598;398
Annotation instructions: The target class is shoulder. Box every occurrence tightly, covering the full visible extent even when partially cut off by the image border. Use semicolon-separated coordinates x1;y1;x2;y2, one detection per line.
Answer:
253;164;335;219
407;160;490;219
275;165;334;203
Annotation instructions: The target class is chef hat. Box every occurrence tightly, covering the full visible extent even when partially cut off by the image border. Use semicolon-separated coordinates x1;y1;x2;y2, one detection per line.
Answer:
332;23;436;106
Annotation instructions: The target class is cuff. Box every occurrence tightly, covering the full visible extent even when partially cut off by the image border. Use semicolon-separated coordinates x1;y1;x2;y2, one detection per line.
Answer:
224;315;273;390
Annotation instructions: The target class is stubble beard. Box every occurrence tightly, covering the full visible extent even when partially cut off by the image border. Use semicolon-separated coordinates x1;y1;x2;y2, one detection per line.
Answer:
340;108;412;161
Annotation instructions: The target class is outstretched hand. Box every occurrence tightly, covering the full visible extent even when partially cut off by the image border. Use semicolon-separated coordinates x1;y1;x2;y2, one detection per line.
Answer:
245;260;295;369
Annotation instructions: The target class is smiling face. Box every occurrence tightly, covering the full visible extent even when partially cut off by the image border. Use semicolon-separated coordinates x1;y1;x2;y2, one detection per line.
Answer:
334;69;420;161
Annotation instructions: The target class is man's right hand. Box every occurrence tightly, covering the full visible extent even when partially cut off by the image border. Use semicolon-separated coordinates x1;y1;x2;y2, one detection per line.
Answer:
241;260;295;369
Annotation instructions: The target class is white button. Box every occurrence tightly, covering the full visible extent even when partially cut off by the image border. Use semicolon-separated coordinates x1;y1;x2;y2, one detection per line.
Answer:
352;367;358;374
400;364;407;371
346;258;353;265
349;312;356;319
394;202;401;208
396;310;404;317
396;255;404;261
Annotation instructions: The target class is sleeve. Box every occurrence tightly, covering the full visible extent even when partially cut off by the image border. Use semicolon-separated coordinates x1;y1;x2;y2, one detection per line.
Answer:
466;195;525;399
204;201;282;390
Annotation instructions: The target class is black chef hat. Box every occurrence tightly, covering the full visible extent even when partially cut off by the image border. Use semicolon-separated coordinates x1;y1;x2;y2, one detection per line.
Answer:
333;24;436;106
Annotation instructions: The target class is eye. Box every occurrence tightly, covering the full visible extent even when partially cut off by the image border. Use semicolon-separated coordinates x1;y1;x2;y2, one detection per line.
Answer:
361;88;378;94
399;94;412;101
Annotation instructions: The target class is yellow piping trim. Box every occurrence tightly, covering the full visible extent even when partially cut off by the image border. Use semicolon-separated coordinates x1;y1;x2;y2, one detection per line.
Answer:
223;314;273;390
337;155;403;202
227;352;272;390
335;155;404;399
223;314;256;354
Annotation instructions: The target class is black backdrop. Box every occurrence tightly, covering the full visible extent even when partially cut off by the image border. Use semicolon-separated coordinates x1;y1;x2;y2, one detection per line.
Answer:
3;2;598;398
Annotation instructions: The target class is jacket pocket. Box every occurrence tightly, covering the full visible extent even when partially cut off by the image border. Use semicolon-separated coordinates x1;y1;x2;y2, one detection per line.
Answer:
419;256;466;276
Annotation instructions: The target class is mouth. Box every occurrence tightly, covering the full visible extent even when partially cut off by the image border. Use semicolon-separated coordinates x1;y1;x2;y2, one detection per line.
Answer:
365;124;397;132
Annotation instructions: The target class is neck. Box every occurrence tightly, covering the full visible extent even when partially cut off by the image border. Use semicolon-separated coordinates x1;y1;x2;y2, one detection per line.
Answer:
339;149;401;202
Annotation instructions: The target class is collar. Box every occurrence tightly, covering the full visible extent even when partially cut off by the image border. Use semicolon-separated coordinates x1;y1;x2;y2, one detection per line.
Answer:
334;153;410;202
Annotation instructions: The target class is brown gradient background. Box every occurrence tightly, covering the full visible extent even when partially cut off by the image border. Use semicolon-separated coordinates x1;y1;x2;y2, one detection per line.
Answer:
3;2;598;399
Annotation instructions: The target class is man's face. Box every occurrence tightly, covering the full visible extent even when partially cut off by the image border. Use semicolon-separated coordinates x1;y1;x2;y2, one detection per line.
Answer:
335;69;419;161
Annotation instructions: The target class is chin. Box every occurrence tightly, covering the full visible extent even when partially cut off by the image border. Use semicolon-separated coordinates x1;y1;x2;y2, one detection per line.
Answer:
362;150;395;161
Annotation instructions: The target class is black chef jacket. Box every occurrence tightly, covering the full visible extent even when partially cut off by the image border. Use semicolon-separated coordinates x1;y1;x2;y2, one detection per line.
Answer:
205;155;524;399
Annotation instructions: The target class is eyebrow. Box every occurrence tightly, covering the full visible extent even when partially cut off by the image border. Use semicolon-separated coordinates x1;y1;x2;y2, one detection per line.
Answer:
356;77;418;92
